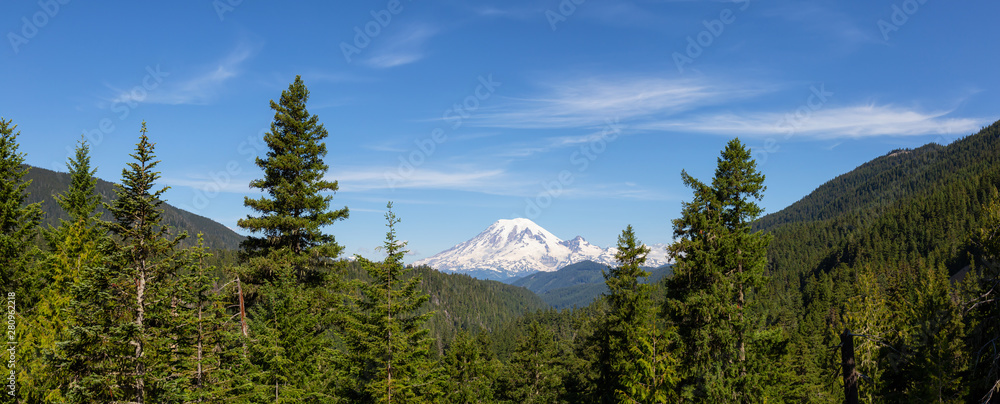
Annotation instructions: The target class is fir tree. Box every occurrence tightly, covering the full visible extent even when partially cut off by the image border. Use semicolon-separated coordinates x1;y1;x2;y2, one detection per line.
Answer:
499;321;566;404
0;117;42;303
442;331;499;403
339;202;436;403
234;75;350;402
54;253;134;403
663;138;772;401
22;137;104;402
901;264;966;402
240;250;339;403
600;225;651;402
967;192;1000;403
602;225;678;403
172;234;254;403
107;122;187;403
238;75;348;284
54;136;101;225
54;123;186;403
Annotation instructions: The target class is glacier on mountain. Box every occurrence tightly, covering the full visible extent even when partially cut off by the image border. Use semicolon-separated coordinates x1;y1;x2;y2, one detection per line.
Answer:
413;218;671;280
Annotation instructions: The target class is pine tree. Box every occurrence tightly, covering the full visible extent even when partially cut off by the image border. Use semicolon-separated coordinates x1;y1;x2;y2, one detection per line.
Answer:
238;75;348;284
54;136;101;226
107;122;187;403
54;123;186;403
339;202;436;403
0;117;42;303
234;75;350;402
21;137;104;402
901;264;966;402
499;321;566;404
54;251;134;402
600;225;649;402
603;225;678;403
442;331;499;403
239;251;339;403
173;234;254;403
663;138;772;401
966;192;1000;403
842;265;892;403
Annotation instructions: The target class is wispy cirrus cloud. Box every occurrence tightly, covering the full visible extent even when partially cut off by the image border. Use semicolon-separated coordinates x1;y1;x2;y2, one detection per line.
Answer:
762;2;878;46
463;72;984;140
467;76;766;129
334;166;513;193
639;104;984;138
364;24;437;68
107;42;257;106
330;164;672;201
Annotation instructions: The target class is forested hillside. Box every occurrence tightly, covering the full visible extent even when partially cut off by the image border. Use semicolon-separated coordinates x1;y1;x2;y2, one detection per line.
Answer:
24;164;244;251
340;261;548;355
512;260;672;309
758;121;1000;401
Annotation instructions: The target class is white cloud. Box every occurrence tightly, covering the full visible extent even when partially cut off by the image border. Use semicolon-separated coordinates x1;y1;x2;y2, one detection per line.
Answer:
161;175;255;194
468;76;765;129
640;104;984;138
334;166;514;194
364;24;437;68
107;42;256;106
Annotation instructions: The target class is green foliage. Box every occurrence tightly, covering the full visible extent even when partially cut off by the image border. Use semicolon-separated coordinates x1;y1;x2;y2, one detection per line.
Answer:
9;93;1000;403
240;250;338;402
413;265;547;353
759;120;1000;401
0;117;42;303
441;331;500;403
239;75;348;269
24;165;243;251
19;138;103;403
966;192;1000;402
603;225;678;403
53;124;187;403
664;138;774;401
339;203;438;403
498;321;566;404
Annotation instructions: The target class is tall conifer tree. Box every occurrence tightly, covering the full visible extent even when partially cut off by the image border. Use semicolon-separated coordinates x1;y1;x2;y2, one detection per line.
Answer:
968;193;1000;402
235;76;349;401
603;225;678;403
663;138;772;401
55;123;184;403
22;137;103;402
238;75;348;283
599;225;651;402
0;117;42;303
340;202;436;403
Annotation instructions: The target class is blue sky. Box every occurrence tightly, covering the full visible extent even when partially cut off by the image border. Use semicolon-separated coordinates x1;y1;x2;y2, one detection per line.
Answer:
2;0;997;262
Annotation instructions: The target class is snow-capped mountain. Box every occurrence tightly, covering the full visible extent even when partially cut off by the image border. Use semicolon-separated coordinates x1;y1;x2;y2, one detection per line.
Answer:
413;218;671;281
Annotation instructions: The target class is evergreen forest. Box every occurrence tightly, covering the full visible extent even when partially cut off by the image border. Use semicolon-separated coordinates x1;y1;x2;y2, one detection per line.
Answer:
4;76;1000;403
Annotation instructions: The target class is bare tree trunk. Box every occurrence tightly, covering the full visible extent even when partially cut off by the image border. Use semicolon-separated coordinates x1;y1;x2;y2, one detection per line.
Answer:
237;276;248;338
133;260;147;404
197;292;204;402
388;261;393;404
841;329;859;404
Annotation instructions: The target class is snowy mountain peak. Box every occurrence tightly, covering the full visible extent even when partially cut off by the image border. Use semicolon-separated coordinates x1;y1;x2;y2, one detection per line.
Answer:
413;219;671;281
485;218;559;243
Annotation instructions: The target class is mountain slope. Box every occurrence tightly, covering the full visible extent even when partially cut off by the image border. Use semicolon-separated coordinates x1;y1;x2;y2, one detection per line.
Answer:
512;260;673;309
756;120;1000;317
344;261;548;355
414;218;670;281
24;165;244;251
